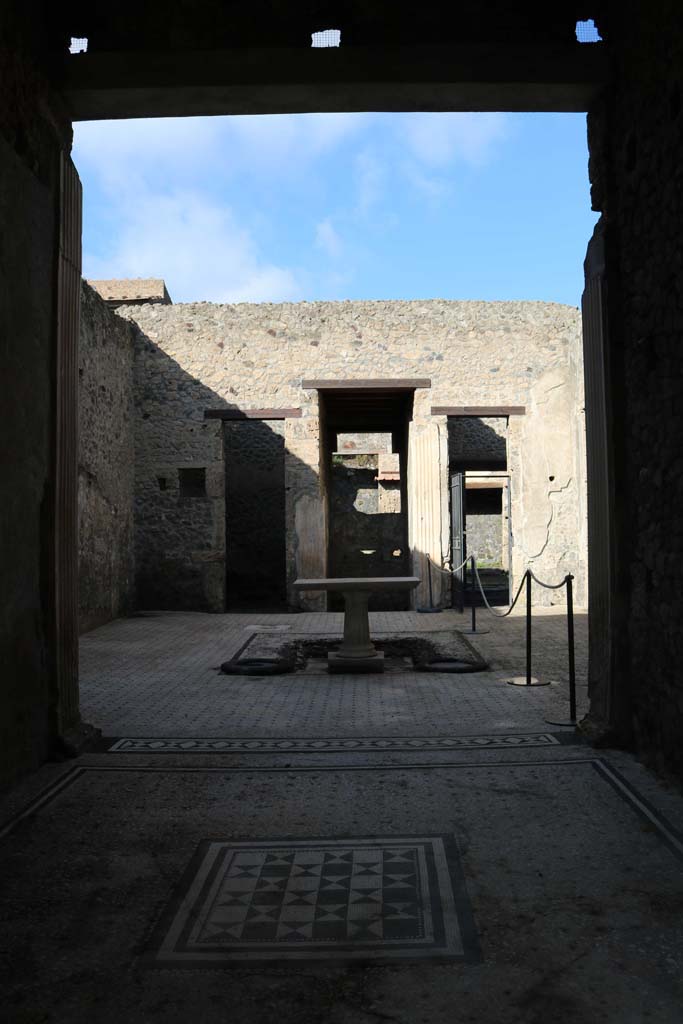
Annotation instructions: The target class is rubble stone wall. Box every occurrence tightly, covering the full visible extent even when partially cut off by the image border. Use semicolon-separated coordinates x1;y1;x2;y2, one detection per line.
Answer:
78;283;137;632
448;417;507;466
131;323;225;612
115;299;586;611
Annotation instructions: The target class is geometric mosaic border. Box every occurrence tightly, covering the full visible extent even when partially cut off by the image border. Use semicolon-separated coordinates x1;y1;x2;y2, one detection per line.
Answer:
109;733;561;754
148;834;481;966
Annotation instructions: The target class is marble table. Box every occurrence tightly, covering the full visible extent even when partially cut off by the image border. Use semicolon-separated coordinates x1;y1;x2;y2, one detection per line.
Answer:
293;576;420;672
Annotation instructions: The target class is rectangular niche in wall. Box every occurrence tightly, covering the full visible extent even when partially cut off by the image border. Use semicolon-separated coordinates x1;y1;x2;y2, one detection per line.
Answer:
179;467;206;498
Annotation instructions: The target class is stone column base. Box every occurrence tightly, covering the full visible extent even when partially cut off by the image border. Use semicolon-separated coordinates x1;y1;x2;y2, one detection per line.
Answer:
328;651;385;674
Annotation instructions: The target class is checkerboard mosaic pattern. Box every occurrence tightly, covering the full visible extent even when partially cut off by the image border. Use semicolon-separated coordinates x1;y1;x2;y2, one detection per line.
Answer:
152;836;479;964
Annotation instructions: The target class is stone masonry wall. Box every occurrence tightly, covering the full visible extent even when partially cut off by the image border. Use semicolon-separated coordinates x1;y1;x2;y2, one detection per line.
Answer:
78;283;136;632
586;1;683;775
132;323;225;611
117;300;586;611
448;417;507;466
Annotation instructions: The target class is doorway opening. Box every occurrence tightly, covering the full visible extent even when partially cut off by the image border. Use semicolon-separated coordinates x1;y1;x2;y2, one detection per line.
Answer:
224;419;287;610
318;385;415;611
448;416;510;607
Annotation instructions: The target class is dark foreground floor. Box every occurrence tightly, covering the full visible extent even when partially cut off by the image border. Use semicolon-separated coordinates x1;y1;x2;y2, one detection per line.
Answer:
1;613;682;1024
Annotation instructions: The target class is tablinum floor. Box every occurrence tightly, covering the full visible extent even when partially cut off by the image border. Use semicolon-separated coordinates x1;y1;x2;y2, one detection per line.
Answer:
8;611;682;1021
2;754;683;1024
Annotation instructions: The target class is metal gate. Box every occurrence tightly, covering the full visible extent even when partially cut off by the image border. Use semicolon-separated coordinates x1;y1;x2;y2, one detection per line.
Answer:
450;472;466;611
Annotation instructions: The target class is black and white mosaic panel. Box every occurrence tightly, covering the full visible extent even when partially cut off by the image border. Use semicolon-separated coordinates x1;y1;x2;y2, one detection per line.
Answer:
110;733;561;754
151;835;479;965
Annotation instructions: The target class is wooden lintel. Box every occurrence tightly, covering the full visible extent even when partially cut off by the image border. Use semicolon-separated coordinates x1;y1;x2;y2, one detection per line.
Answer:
204;407;301;420
303;379;431;390
431;405;526;416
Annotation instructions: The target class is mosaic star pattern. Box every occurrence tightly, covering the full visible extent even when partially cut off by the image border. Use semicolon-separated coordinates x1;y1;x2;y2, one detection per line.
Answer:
153;836;478;964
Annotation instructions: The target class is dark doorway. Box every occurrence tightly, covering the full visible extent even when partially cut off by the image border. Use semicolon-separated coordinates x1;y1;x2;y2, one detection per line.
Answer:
224;420;287;610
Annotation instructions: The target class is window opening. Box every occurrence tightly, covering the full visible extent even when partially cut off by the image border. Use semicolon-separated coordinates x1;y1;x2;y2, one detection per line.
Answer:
575;20;602;43
69;38;88;54
311;29;341;48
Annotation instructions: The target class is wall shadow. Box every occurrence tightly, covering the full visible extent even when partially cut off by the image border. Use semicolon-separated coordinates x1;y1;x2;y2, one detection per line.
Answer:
128;324;319;613
447;416;507;471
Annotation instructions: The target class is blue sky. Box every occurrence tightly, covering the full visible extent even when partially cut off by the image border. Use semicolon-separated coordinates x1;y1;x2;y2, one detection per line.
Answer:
73;112;597;307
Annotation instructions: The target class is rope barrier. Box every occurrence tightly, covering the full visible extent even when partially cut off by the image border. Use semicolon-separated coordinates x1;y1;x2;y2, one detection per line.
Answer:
425;553;469;576
421;551;577;719
527;569;568;591
472;562;528;618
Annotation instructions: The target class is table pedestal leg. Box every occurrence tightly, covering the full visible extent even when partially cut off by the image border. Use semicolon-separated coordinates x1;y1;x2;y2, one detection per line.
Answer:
339;590;376;659
328;590;384;673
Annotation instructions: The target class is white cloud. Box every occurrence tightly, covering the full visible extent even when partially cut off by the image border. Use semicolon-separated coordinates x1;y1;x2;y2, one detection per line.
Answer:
73;111;513;302
84;189;301;303
73;113;372;300
354;151;385;214
314;218;343;260
74;113;367;191
404;166;451;201
400;112;510;168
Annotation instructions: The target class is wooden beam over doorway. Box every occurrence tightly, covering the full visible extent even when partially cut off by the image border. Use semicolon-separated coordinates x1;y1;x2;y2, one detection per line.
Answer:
303;379;431;390
204;407;302;420
431;405;526;416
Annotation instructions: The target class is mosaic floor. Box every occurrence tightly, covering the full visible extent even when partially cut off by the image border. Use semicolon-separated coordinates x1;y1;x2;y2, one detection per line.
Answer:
109;733;563;753
152;835;478;964
79;611;588;737
2;749;683;1022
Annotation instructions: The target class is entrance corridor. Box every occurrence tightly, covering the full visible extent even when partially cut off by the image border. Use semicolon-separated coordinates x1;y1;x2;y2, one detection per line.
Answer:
2;610;683;1023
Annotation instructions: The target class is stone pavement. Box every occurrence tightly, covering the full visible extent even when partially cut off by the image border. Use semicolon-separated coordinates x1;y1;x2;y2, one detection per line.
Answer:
3;608;683;1022
79;608;588;740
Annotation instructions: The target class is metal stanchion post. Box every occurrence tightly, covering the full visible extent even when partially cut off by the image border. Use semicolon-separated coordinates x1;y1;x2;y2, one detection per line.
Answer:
462;555;488;635
546;574;577;726
567;575;576;721
507;570;547;685
526;569;532;685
